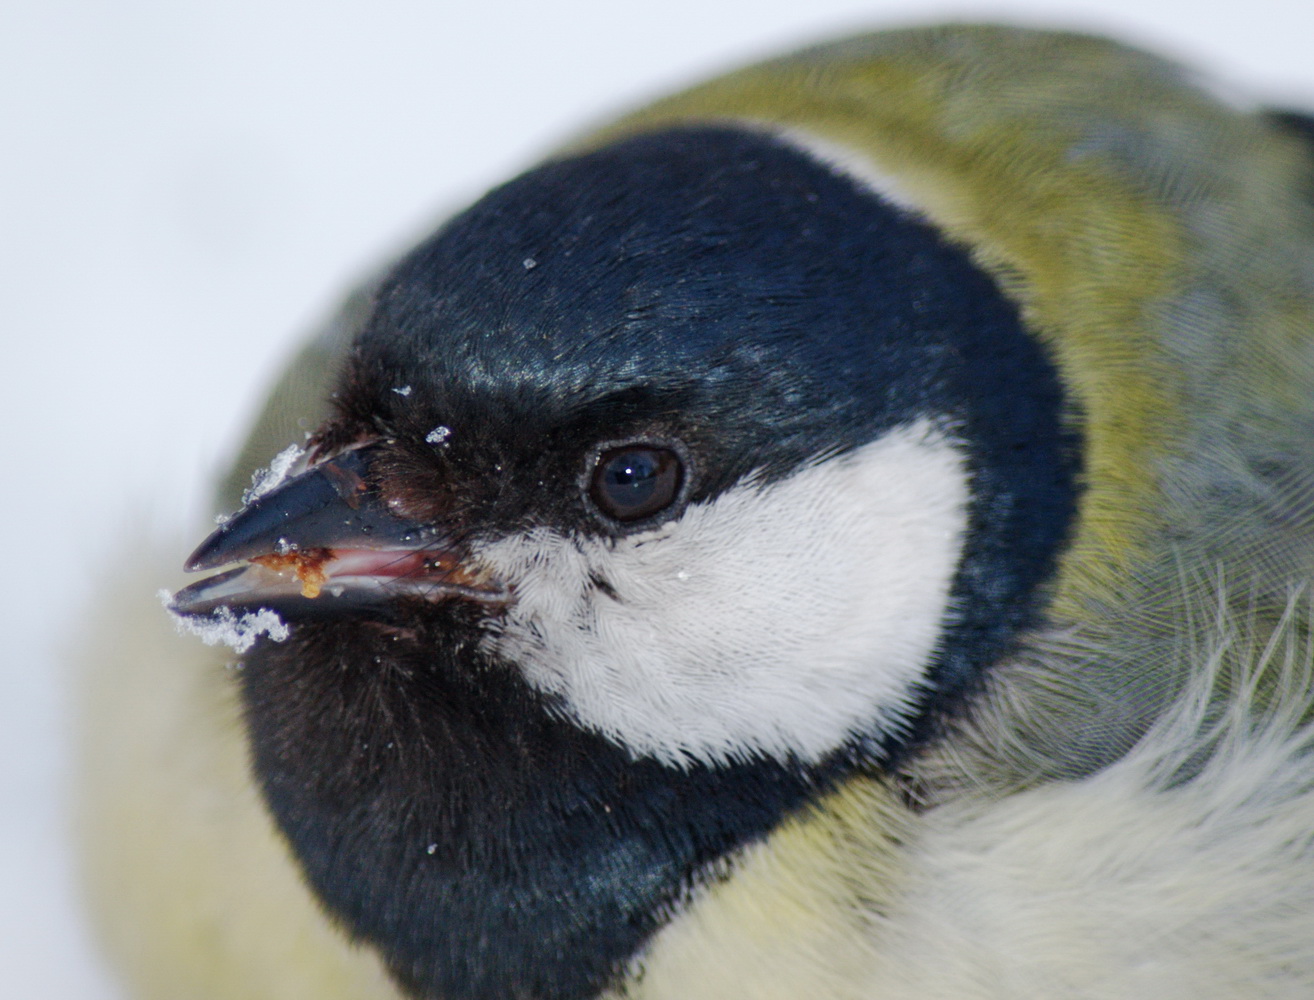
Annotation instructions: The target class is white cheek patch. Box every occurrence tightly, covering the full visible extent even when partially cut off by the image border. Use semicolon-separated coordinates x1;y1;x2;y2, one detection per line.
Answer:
475;420;970;767
768;125;924;217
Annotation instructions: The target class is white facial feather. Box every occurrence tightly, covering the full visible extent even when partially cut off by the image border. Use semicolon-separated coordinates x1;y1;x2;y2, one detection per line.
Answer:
768;125;924;216
475;420;970;766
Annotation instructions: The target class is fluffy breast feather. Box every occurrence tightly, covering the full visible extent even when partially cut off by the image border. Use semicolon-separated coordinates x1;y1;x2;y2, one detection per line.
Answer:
81;555;1314;999
621;588;1314;999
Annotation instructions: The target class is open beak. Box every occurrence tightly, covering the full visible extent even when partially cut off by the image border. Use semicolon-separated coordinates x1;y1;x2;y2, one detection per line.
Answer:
169;443;506;620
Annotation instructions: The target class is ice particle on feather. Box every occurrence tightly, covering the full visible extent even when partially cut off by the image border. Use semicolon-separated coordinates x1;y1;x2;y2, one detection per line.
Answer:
159;590;291;654
393;385;412;396
242;444;304;506
426;425;452;445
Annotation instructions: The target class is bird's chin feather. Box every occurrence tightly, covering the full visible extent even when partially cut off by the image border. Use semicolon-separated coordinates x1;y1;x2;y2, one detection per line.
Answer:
236;606;842;1000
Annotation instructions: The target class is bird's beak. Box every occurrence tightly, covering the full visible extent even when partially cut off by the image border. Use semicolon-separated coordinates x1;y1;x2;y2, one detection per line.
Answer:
170;443;506;620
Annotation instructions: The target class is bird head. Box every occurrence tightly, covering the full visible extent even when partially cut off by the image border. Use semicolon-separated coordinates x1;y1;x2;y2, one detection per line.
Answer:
171;124;1080;1000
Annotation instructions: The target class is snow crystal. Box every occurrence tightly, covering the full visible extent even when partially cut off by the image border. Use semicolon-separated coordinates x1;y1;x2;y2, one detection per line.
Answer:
522;257;537;270
425;425;452;445
393;385;412;396
241;443;304;506
160;590;291;654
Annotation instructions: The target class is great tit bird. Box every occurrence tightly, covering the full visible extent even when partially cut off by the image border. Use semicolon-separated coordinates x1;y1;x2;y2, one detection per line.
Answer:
79;23;1314;1000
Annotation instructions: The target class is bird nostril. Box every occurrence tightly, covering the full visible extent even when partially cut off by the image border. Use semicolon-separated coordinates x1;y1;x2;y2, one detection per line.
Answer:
319;460;368;508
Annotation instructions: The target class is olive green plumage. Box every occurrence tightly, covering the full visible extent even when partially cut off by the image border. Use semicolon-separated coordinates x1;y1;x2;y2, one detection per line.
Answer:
79;24;1314;1000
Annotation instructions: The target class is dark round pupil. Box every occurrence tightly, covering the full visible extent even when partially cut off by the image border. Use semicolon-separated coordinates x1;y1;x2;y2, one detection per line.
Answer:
592;447;682;522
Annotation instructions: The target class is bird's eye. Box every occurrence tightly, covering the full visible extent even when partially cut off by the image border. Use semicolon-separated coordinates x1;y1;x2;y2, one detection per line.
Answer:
588;444;685;524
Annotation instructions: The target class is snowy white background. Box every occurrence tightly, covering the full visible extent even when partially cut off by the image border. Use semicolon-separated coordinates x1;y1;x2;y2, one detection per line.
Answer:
3;1;1312;996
